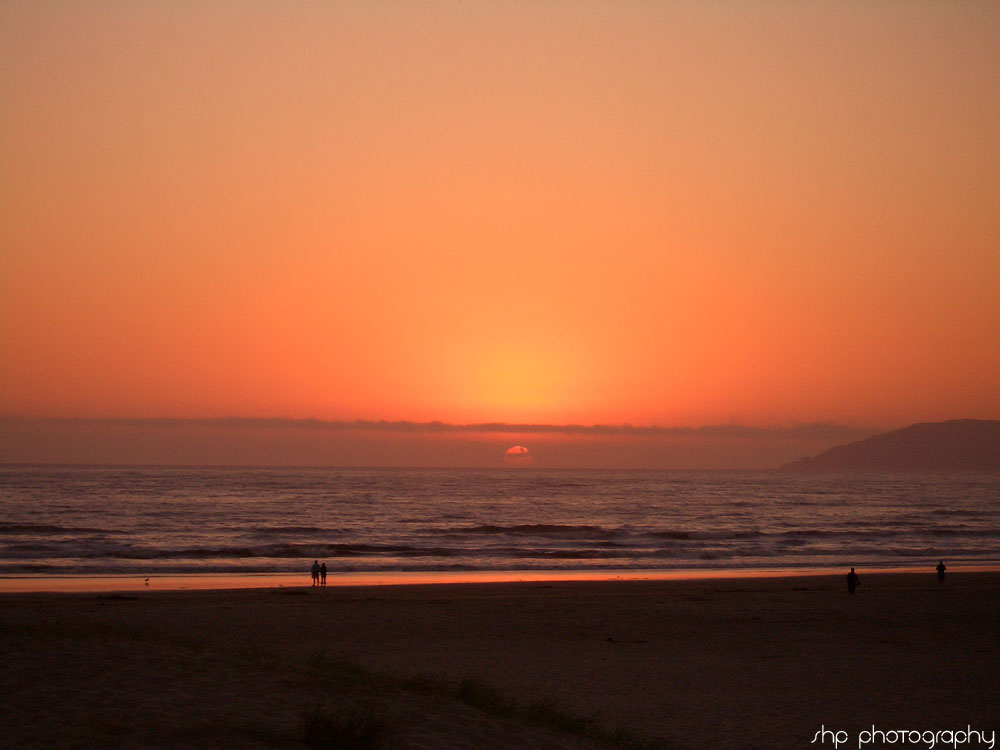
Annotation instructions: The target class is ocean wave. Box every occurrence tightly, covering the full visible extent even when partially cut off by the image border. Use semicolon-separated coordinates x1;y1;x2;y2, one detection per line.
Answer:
645;527;996;541
251;525;327;534
646;529;761;540
0;523;124;535
1;543;66;555
460;524;620;539
777;527;996;539
64;542;471;560
248;525;350;537
928;527;996;537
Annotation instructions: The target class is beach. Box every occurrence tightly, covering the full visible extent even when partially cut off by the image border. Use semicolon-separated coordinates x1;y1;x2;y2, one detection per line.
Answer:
2;572;998;749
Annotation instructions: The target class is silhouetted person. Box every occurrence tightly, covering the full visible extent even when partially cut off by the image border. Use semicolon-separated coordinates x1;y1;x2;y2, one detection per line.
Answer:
320;562;327;586
311;559;320;586
936;560;946;582
847;567;860;594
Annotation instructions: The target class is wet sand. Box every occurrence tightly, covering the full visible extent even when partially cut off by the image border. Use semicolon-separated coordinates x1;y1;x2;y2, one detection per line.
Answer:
2;572;998;749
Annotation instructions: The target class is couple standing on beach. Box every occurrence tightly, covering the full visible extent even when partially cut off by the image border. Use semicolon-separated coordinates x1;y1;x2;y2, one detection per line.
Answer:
311;560;327;586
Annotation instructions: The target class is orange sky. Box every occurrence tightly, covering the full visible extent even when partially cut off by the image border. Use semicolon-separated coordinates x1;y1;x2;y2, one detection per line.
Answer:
2;1;999;434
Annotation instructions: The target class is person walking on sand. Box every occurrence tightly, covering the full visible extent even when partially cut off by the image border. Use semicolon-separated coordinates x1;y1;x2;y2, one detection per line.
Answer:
847;567;860;595
320;562;327;586
311;560;320;587
936;560;946;582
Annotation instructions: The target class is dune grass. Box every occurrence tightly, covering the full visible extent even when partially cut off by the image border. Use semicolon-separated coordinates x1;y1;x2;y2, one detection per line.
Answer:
2;609;670;749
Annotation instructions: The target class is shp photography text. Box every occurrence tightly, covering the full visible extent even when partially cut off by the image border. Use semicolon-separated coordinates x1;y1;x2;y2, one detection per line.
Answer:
811;725;996;749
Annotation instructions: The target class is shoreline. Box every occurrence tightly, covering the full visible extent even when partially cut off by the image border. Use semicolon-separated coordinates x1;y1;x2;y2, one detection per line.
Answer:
2;563;995;593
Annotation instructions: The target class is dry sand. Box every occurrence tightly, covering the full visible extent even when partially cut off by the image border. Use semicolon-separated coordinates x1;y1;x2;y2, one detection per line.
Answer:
2;573;998;749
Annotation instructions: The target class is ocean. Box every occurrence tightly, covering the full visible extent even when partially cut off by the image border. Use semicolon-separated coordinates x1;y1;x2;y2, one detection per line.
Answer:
1;466;997;577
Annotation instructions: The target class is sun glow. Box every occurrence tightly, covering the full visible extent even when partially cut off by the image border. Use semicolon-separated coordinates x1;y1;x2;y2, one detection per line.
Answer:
458;342;578;422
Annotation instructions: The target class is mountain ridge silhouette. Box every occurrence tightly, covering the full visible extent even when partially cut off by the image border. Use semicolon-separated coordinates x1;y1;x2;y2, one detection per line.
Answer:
780;419;1000;472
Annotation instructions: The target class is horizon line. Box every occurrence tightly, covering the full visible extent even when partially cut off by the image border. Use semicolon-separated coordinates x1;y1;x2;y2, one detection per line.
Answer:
0;415;880;440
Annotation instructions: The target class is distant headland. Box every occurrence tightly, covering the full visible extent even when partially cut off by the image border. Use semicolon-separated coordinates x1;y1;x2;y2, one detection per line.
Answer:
780;419;1000;472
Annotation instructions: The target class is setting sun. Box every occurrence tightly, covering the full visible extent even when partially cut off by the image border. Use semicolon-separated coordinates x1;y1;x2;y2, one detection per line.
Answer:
503;445;533;467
